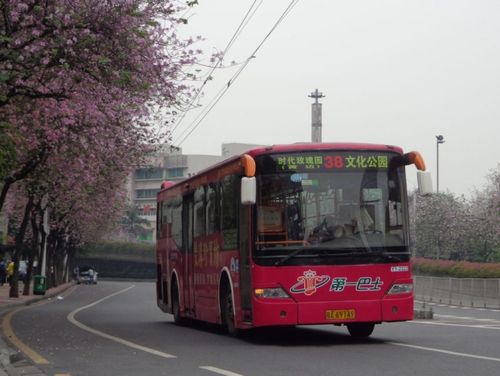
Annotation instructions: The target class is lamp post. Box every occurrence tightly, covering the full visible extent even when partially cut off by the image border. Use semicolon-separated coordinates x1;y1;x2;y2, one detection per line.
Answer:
436;135;445;193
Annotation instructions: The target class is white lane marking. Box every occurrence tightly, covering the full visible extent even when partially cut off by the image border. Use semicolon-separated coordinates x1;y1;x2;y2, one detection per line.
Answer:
199;366;244;376
414;300;500;312
67;285;176;359
410;320;500;330
389;341;500;363
434;314;499;322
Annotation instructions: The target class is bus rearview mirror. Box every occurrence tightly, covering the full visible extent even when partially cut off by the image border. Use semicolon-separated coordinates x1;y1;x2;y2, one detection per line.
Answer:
241;177;256;205
417;171;433;195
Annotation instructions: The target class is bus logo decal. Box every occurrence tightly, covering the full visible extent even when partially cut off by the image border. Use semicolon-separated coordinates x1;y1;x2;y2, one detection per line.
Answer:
330;276;384;292
290;270;330;296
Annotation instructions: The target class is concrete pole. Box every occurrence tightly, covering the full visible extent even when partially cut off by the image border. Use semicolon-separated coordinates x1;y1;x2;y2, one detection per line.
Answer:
41;200;49;278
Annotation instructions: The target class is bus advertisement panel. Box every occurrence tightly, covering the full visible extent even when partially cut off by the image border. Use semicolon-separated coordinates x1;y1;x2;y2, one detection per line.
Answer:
156;143;428;337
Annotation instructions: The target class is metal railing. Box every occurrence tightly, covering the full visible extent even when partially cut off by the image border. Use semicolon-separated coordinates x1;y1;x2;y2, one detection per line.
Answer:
414;275;500;309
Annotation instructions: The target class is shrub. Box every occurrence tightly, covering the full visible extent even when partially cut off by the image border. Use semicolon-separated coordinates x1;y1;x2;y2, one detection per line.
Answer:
78;241;155;262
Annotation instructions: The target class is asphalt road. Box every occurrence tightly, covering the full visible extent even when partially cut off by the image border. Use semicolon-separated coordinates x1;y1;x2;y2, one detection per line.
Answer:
5;281;500;376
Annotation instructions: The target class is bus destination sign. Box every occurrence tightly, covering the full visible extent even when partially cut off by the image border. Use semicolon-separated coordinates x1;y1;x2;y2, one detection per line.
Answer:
275;153;390;172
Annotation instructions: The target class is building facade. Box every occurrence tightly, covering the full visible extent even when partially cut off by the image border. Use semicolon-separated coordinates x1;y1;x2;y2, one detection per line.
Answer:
127;143;263;242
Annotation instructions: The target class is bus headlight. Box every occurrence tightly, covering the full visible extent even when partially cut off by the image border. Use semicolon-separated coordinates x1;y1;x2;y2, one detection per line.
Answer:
387;283;413;295
254;287;290;299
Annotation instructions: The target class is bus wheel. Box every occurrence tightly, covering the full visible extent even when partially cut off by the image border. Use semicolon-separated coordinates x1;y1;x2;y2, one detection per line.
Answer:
172;283;183;325
347;323;375;338
221;285;238;336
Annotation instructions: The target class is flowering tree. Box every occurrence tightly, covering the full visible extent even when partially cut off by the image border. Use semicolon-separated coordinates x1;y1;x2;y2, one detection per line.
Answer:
0;0;199;210
467;165;500;262
1;0;201;295
413;164;500;263
414;192;470;260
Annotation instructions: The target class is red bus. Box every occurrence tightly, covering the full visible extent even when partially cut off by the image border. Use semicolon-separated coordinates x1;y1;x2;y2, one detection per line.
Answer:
156;143;428;337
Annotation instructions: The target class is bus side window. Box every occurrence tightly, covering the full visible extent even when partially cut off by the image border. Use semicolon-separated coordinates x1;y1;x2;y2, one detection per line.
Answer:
194;186;206;237
160;200;172;238
206;183;220;234
221;175;239;250
171;196;183;249
157;202;162;236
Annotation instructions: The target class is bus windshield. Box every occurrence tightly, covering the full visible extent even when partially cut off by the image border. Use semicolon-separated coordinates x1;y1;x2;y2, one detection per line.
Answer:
254;151;409;265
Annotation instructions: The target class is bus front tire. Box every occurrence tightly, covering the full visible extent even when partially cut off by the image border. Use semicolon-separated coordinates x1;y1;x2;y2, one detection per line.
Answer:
221;286;238;336
346;323;375;338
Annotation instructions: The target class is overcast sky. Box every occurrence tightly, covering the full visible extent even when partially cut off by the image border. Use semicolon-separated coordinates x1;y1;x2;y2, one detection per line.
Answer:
171;0;499;197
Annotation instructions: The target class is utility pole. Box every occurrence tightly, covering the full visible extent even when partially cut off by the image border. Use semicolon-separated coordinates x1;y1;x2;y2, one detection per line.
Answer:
309;89;324;143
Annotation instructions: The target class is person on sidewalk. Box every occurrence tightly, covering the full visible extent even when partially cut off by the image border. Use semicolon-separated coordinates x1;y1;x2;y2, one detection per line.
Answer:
6;260;14;286
0;258;6;286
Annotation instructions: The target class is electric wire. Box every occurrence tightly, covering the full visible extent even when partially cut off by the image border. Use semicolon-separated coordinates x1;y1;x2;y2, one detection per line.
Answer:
175;0;299;147
170;0;262;137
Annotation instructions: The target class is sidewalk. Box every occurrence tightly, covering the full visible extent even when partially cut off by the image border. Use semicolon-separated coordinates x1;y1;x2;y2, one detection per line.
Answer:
0;281;73;312
0;281;75;376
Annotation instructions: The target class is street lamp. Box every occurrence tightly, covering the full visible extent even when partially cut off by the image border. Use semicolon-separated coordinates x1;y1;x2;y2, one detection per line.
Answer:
436;135;445;193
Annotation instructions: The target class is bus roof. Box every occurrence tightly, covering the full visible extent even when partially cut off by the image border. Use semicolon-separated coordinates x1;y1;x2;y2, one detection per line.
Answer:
245;142;404;157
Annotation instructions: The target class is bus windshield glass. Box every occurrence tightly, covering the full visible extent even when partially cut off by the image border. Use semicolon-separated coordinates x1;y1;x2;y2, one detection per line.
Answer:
254;151;409;265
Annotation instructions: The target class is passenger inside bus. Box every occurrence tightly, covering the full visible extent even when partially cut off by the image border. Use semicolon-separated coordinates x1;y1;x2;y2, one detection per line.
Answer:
286;202;304;240
308;215;343;243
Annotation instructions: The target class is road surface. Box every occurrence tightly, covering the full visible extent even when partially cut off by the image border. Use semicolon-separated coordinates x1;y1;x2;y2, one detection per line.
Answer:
4;281;500;376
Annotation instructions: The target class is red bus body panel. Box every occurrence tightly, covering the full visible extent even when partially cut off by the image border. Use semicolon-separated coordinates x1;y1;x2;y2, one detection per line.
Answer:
250;264;413;327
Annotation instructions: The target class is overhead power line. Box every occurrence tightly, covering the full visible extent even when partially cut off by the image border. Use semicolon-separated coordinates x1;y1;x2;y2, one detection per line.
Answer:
171;0;263;137
175;0;300;147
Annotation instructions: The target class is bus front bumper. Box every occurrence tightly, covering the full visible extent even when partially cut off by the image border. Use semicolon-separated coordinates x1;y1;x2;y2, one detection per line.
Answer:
250;295;413;327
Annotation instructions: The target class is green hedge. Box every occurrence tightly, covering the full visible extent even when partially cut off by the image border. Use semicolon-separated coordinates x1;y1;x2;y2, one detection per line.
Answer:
412;257;500;278
78;241;155;262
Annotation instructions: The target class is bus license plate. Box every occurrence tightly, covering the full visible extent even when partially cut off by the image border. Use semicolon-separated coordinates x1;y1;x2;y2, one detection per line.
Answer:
326;309;356;320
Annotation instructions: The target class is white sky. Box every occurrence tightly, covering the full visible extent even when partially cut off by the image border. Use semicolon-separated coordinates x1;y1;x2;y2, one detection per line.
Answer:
172;0;500;197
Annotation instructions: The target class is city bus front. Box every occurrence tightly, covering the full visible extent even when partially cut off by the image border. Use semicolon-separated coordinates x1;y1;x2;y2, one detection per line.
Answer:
248;147;425;336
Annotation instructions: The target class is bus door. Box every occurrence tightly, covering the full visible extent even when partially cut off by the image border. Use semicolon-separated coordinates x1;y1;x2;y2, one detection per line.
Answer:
239;204;252;316
182;194;195;315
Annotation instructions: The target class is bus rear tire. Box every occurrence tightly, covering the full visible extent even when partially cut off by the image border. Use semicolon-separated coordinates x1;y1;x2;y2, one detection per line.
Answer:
346;323;375;338
172;282;183;325
221;285;238;336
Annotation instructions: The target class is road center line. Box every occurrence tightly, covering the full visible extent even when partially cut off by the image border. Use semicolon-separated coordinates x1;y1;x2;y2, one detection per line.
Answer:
389;341;500;363
67;285;176;359
199;366;244;376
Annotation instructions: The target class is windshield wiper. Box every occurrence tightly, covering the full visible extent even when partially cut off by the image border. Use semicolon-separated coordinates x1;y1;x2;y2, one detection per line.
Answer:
274;248;310;266
357;250;403;262
306;248;404;262
267;247;404;266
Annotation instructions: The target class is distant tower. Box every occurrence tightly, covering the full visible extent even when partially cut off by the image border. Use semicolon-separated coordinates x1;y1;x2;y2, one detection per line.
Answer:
309;89;324;143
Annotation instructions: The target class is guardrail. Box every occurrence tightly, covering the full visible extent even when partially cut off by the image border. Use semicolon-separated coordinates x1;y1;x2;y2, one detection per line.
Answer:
414;275;500;309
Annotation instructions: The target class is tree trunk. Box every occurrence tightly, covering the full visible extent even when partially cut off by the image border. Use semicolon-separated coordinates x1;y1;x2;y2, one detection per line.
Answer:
0;147;47;212
23;207;40;296
0;181;12;214
9;195;34;298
